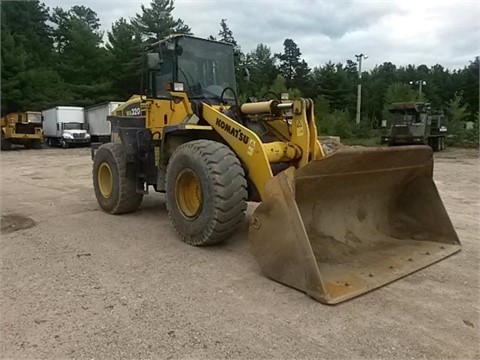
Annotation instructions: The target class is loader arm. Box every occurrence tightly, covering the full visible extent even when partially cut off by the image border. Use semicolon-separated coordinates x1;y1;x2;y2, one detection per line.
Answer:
202;104;273;200
202;99;324;200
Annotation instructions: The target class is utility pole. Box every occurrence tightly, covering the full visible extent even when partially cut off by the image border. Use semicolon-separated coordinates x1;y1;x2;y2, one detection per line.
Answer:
409;80;427;97
355;54;368;125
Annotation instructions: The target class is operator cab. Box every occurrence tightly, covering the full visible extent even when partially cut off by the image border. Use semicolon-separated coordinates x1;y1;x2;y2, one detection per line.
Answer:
145;35;237;103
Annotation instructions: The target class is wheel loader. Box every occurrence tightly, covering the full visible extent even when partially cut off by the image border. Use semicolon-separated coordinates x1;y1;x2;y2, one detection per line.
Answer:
92;35;460;304
1;111;44;150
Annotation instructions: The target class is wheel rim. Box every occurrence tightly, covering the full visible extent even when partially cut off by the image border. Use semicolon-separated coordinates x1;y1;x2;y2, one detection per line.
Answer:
98;162;113;198
175;169;202;219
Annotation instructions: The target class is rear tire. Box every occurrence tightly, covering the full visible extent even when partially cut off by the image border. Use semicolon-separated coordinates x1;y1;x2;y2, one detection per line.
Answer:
93;142;143;214
1;133;12;151
165;140;248;246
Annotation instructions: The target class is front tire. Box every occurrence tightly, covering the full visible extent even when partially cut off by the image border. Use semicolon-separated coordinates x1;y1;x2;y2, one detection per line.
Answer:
165;140;248;246
61;139;68;149
93;142;143;214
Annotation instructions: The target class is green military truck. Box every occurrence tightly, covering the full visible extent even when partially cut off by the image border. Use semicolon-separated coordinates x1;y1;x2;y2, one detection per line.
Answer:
381;102;447;151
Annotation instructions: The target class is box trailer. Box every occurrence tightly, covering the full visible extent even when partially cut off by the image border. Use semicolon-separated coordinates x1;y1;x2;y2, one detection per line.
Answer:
42;106;90;148
85;102;123;143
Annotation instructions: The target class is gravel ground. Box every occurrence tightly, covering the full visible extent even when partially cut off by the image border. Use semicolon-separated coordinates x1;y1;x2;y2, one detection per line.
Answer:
0;146;479;360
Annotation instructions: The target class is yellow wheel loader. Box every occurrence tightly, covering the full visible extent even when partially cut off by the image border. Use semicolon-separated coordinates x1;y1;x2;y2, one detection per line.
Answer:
92;35;460;304
1;111;44;150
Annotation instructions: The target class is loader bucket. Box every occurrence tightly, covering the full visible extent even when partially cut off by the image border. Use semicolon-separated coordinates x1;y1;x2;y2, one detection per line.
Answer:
249;145;460;304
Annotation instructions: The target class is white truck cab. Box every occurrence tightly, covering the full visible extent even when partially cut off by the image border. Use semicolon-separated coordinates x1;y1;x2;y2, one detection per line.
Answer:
42;107;91;148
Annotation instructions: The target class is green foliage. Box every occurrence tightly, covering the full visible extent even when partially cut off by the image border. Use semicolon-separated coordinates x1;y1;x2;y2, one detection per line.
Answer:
0;0;478;148
276;39;310;90
245;44;278;97
446;92;471;143
218;19;237;46
311;61;355;111
1;0;60;113
464;112;479;144
132;0;191;43
318;109;354;138
106;18;143;99
50;5;113;104
214;19;245;96
381;82;418;120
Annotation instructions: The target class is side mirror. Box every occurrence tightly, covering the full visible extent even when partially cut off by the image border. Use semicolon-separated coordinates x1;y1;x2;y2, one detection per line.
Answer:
147;53;162;70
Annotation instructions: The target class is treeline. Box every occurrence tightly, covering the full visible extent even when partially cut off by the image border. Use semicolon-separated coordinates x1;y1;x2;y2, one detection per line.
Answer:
1;0;478;141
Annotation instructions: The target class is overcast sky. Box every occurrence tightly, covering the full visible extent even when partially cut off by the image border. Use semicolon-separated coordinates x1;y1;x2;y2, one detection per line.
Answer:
42;0;479;71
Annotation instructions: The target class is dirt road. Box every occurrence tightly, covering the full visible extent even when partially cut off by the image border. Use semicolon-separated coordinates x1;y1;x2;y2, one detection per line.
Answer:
1;146;479;359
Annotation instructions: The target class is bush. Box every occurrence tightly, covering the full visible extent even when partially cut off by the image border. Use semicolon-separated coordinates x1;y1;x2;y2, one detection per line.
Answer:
317;109;354;138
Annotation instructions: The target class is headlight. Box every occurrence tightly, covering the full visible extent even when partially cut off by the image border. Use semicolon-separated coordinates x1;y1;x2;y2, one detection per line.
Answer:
85;133;91;138
63;133;73;139
173;82;184;92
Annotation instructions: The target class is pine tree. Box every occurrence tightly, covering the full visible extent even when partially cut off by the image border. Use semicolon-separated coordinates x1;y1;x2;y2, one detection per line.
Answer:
275;39;310;90
50;5;112;105
132;0;191;43
107;18;143;99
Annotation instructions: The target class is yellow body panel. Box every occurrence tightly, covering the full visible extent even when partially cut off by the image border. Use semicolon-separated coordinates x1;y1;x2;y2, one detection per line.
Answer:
202;104;273;199
145;93;194;138
1;111;43;141
134;96;325;200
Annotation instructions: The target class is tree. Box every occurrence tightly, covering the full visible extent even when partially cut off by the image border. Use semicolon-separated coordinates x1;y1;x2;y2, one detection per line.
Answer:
275;39;310;90
446;92;470;141
107;18;143;99
310;62;354;111
1;0;52;66
245;44;278;97
0;0;64;113
214;18;247;96
50;5;112;105
218;19;237;47
132;0;191;43
461;57;479;120
381;83;418;120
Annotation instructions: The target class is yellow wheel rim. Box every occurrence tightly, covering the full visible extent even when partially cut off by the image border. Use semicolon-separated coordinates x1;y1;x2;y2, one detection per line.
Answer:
98;162;113;198
176;169;202;219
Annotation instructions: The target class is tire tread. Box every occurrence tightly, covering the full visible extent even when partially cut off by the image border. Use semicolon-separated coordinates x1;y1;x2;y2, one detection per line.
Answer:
166;140;247;246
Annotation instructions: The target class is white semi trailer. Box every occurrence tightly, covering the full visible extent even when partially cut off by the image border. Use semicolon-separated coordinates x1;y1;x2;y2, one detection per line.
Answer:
85;102;123;143
42;106;90;148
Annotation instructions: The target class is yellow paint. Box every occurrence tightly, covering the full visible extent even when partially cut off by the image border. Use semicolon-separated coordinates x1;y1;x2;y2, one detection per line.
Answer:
98;162;113;198
1;111;43;141
262;141;299;163
175;169;202;219
147;94;193;138
202;104;273;199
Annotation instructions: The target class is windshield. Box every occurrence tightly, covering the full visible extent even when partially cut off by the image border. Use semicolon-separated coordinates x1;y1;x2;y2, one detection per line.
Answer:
27;113;42;123
389;110;417;125
63;123;84;130
389;112;407;125
150;37;237;100
176;37;237;99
